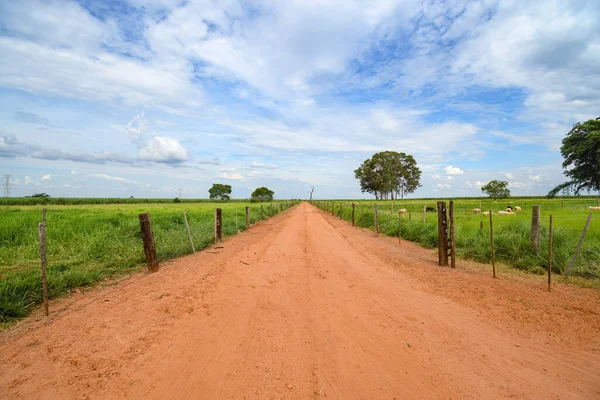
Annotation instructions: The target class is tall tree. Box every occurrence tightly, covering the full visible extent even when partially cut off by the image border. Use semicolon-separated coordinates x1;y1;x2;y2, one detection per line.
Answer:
481;180;510;200
251;187;274;202
208;183;232;200
354;151;421;200
548;117;600;197
307;185;316;201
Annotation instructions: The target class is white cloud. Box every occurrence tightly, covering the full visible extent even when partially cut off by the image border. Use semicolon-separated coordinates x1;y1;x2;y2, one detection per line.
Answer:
23;176;33;185
436;183;451;189
89;174;140;184
445;165;464;175
40;174;51;181
219;172;244;180
138;136;187;163
504;173;514;179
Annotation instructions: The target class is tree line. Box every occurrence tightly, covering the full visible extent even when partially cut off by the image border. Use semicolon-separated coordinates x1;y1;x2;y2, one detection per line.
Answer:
209;184;274;202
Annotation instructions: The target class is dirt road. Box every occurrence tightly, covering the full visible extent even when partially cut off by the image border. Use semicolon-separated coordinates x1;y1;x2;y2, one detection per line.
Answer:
2;202;599;399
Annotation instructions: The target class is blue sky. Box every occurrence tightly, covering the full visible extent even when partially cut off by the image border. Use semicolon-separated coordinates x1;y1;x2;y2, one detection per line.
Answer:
1;0;599;199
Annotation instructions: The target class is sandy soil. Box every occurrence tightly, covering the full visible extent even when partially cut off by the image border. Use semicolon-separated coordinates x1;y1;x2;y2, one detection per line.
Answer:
1;202;599;399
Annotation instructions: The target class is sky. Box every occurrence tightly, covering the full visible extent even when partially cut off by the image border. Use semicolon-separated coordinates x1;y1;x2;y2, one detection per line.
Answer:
1;0;599;200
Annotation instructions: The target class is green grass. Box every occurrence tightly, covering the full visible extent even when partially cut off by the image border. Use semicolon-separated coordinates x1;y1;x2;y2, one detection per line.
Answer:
0;201;297;322
315;197;600;279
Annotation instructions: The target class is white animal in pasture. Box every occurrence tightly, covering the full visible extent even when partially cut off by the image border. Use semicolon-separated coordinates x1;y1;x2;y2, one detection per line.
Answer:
497;210;515;215
472;208;481;214
482;211;491;216
399;208;408;214
589;206;600;211
515;206;522;211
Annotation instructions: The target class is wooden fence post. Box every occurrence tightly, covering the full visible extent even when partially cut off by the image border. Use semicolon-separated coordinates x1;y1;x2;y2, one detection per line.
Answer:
235;211;238;232
245;206;250;227
352;203;355;226
423;204;426;224
183;211;195;253
449;200;456;268
565;213;593;277
38;219;49;316
548;215;553;291
215;208;222;242
530;205;541;256
490;211;496;278
139;212;159;272
437;201;448;266
480;221;483;231
339;202;343;219
331;202;334;216
261;204;264;219
374;204;379;237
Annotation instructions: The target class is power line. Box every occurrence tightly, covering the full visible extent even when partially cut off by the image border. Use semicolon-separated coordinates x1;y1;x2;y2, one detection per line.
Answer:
3;174;12;197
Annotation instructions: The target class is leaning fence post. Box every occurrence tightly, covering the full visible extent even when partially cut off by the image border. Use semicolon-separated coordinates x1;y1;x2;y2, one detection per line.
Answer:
245;206;250;227
183;211;195;253
565;213;593;277
38;216;49;316
374;204;379;236
139;212;159;272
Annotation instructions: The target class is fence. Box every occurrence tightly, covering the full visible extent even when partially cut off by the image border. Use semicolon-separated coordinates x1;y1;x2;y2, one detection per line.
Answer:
0;201;299;321
310;200;599;284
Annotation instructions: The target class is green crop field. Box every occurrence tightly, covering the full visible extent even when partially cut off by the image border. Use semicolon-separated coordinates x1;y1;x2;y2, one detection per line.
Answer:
315;197;600;280
0;200;297;322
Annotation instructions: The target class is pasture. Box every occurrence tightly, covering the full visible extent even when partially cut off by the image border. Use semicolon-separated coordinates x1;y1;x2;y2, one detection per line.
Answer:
0;201;294;322
317;197;600;280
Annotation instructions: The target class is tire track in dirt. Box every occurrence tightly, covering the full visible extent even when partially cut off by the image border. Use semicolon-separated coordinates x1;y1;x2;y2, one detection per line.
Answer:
1;202;599;399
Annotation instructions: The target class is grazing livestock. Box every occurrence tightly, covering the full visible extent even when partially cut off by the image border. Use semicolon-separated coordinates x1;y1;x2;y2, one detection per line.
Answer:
515;206;522;211
497;210;515;215
472;208;481;214
426;206;436;212
399;208;408;214
589;206;600;211
482;211;491;216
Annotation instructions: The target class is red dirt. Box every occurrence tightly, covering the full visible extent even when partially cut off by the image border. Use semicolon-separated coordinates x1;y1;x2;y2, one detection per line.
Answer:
1;202;599;399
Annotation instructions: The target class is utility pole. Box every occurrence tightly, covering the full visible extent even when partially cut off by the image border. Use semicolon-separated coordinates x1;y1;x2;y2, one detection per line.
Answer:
3;174;12;197
178;188;183;198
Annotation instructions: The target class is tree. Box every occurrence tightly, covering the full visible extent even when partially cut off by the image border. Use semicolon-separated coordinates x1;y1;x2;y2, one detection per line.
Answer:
251;187;274;202
307;185;316;201
481;180;510;200
548;117;600;197
354;151;422;200
28;193;50;198
208;183;232;200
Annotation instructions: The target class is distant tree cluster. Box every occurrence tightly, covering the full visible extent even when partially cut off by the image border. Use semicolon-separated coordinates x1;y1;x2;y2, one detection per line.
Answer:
481;180;510;200
251;186;274;202
354;151;422;200
208;184;232;200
